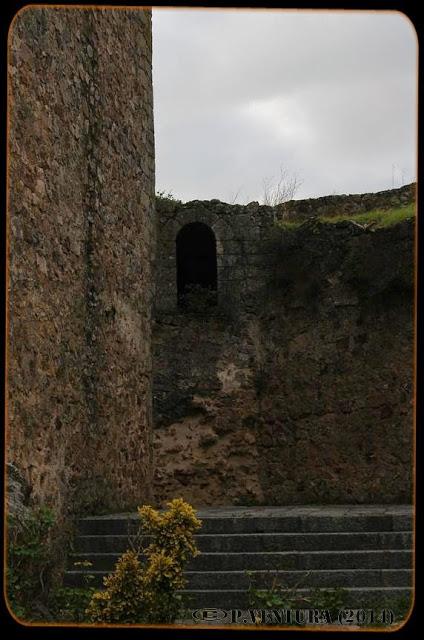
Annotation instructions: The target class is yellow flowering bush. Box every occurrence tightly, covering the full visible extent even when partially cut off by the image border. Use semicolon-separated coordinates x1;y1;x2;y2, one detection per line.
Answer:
139;497;201;564
86;551;145;623
86;498;201;624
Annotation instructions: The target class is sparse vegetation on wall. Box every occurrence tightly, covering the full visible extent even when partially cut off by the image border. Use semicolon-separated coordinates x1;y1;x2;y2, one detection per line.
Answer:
261;165;303;207
278;203;415;231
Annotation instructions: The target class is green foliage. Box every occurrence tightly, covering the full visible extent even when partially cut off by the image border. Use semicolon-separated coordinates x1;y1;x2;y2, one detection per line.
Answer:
278;203;415;231
6;506;55;620
248;570;412;628
51;585;96;622
155;190;182;204
248;570;347;626
50;561;96;622
277;219;303;231
304;586;347;619
320;203;415;228
248;570;302;610
86;498;202;624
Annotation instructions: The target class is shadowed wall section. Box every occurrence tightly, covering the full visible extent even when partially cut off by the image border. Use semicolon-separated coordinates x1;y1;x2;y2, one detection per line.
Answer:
153;191;414;507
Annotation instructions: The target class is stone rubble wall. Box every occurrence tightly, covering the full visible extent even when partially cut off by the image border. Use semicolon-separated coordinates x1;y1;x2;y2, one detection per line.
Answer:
7;7;155;518
278;182;415;221
153;192;414;506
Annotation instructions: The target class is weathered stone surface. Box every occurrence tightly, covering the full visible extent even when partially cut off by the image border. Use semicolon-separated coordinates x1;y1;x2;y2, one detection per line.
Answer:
278;183;415;221
7;7;155;518
153;194;414;506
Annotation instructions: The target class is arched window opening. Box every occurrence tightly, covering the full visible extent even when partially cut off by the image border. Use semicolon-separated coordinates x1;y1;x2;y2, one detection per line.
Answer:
176;222;218;307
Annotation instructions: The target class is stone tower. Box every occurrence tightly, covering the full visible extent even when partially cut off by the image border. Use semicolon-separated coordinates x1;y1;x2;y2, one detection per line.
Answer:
7;7;156;518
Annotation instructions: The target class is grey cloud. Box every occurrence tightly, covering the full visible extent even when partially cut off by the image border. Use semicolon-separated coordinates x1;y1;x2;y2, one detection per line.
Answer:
152;9;417;202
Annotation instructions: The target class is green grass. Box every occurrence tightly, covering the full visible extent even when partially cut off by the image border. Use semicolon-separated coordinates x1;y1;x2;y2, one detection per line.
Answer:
278;220;305;231
279;203;415;231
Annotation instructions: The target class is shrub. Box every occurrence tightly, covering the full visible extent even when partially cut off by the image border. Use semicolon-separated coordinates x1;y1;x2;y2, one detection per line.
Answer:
304;586;347;621
86;551;146;623
86;498;202;624
51;585;96;622
6;506;55;620
50;561;96;622
155;190;182;213
248;570;347;625
155;189;181;204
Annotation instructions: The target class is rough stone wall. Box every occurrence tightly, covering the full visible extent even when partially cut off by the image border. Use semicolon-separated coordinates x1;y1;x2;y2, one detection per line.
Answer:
254;219;414;505
153;193;414;506
154;198;279;315
7;7;155;518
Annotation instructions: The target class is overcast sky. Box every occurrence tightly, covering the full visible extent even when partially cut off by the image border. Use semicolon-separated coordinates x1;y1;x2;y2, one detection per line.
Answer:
152;9;417;204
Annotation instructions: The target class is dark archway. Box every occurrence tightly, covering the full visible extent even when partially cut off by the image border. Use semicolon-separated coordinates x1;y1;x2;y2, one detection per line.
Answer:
176;222;218;306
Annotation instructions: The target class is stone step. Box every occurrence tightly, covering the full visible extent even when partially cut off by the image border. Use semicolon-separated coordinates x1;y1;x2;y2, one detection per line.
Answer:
62;566;412;612
184;569;413;590
178;586;413;610
73;530;412;554
78;511;412;536
66;506;414;616
68;549;411;574
65;567;413;590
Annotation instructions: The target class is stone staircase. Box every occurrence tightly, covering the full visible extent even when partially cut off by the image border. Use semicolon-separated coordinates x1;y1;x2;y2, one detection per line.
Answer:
65;505;413;611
